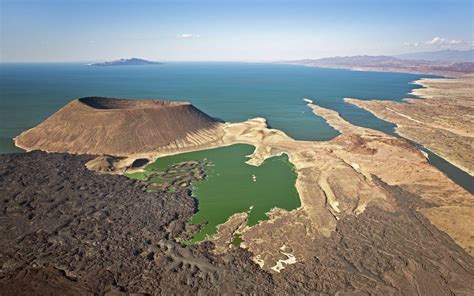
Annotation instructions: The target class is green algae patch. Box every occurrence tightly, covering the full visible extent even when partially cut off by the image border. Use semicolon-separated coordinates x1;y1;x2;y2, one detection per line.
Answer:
129;144;300;243
231;233;244;247
124;171;148;181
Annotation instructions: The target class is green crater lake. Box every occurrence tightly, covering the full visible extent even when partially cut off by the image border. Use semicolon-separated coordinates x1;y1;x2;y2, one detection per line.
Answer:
127;144;300;243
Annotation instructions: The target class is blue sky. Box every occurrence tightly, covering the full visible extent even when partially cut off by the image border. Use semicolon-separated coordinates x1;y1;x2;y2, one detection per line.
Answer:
1;0;473;62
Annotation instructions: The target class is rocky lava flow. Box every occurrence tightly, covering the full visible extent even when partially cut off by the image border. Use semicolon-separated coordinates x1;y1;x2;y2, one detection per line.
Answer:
0;152;272;295
1;152;474;295
132;160;208;194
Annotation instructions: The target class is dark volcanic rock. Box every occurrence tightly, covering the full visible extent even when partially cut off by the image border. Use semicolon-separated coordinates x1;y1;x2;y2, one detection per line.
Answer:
275;179;474;294
0;152;473;295
0;151;273;295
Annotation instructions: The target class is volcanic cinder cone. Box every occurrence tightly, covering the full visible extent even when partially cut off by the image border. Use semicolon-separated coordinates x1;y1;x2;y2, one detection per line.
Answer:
15;97;224;155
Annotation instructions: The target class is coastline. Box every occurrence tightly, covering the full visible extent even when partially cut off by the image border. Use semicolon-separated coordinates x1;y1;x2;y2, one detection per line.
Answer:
279;61;470;78
345;75;474;178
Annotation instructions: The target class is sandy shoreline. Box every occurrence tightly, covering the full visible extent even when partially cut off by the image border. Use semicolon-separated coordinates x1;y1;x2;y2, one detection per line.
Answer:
345;75;474;177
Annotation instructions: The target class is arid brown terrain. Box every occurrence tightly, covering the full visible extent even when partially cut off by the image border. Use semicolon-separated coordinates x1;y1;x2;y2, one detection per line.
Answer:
15;97;223;156
1;152;474;295
346;75;474;176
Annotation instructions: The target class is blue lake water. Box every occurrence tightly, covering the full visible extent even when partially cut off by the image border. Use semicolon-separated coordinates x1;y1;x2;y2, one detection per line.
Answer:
1;62;471;192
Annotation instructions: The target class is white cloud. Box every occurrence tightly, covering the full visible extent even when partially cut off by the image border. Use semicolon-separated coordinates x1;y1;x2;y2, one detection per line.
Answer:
403;37;473;50
177;34;201;39
425;37;467;46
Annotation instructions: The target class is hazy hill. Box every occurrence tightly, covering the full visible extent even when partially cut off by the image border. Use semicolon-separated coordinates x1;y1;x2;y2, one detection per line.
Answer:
283;55;474;75
291;55;426;68
396;49;474;62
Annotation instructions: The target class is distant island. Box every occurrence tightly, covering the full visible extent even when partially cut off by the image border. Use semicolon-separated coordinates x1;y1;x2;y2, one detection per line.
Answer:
89;58;162;66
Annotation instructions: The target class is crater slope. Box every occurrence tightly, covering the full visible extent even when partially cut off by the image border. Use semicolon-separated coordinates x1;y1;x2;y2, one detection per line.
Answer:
14;97;223;156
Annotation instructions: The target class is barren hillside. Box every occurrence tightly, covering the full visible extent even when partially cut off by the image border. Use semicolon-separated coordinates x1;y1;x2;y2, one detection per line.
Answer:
14;97;223;155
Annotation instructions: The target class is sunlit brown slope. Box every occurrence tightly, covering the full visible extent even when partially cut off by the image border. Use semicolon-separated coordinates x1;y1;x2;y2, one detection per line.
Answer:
14;97;223;155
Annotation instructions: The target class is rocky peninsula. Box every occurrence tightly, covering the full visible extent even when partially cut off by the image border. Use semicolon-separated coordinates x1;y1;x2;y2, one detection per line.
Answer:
346;75;474;176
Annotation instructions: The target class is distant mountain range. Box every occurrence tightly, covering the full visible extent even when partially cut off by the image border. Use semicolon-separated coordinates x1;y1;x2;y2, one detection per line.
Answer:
90;58;162;66
395;49;473;62
283;53;474;76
